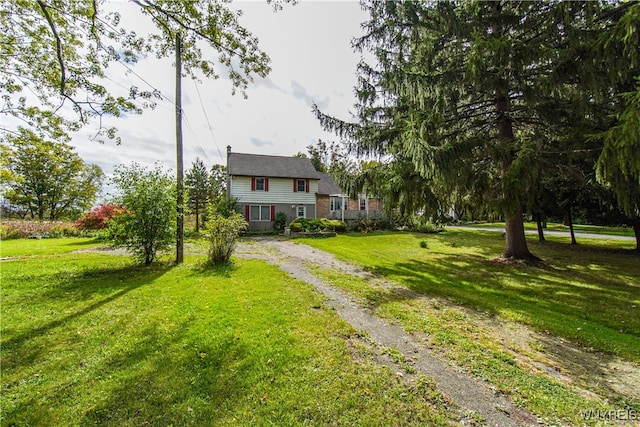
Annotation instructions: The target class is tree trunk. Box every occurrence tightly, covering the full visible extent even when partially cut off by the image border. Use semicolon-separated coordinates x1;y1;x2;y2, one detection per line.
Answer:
503;208;536;259
633;218;640;252
535;212;545;242
195;203;200;233
567;206;577;245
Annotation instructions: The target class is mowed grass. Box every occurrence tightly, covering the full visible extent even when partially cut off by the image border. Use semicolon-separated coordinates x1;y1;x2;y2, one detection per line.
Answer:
1;239;456;426
299;230;639;362
0;237;104;257
298;231;640;424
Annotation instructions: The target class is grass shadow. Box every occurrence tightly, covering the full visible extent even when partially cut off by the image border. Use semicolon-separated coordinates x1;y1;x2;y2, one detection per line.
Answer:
189;259;239;278
1;262;173;358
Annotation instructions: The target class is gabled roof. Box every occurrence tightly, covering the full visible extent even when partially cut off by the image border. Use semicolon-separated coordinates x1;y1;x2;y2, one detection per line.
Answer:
316;172;342;195
228;152;320;179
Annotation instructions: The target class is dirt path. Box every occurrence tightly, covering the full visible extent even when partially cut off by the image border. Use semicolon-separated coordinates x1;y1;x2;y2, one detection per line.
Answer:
237;238;540;426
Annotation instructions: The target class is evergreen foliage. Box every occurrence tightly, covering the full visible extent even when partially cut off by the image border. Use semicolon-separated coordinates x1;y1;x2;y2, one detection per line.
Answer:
185;157;210;232
315;0;639;258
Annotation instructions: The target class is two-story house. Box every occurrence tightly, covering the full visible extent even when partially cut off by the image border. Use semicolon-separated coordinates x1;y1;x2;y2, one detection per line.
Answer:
226;147;321;231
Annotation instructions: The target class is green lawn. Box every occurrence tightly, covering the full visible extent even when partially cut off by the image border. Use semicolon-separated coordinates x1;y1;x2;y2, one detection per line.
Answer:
0;236;103;257
298;231;640;424
299;230;639;362
1;239;456;426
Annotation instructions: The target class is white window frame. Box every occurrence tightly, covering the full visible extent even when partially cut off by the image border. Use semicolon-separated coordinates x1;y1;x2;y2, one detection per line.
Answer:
296;206;306;218
330;196;342;212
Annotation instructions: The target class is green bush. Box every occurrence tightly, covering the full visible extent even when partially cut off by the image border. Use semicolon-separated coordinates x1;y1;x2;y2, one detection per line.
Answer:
203;208;248;265
107;163;176;265
410;216;443;234
274;212;287;231
289;218;346;233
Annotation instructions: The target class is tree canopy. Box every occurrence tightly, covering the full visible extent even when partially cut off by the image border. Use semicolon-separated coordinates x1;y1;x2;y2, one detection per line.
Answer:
1;128;103;219
1;0;274;142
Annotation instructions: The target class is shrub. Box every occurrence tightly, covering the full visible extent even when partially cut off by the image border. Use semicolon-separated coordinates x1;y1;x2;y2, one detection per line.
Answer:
289;218;346;233
203;208;248;265
420;240;428;249
75;203;125;230
410;216;443;234
213;196;241;218
107;163;176;265
0;220;80;239
274;212;287;231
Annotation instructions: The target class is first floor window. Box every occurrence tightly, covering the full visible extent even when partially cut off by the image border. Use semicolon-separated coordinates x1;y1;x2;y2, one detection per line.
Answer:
359;198;367;211
296;206;306;218
330;196;345;212
249;205;272;221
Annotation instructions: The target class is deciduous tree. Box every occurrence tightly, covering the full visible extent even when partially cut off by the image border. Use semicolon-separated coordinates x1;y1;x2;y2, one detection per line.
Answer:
1;0;273;141
1;128;103;219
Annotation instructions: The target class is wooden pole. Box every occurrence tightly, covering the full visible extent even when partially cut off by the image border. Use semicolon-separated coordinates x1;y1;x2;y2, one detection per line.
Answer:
175;33;184;264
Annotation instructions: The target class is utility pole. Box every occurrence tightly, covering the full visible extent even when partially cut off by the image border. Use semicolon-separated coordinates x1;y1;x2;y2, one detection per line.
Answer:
175;32;184;264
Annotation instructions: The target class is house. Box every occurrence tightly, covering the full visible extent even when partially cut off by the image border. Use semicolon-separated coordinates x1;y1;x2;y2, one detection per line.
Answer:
226;147;321;230
226;147;383;230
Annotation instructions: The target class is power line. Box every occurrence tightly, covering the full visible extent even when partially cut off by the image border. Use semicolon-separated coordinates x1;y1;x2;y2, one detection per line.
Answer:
192;78;223;161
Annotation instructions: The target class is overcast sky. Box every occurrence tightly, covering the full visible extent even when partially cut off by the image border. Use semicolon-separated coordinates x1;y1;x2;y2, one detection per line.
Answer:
68;0;368;198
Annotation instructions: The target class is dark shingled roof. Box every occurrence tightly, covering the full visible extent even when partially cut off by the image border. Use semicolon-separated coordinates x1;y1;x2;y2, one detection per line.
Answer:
228;152;320;179
316;172;342;195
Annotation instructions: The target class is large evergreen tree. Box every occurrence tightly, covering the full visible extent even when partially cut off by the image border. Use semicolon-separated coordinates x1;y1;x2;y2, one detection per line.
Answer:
594;3;640;249
315;0;621;259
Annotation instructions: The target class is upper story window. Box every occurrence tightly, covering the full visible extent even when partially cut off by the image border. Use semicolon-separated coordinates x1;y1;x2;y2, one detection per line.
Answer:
293;178;309;193
251;177;268;191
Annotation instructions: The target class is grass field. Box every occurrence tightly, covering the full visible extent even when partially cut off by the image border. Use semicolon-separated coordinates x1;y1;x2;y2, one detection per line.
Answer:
299;230;639;362
2;233;638;426
299;229;640;424
1;239;456;426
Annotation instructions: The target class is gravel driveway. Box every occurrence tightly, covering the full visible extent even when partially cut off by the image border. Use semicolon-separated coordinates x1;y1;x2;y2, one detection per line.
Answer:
236;237;539;427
